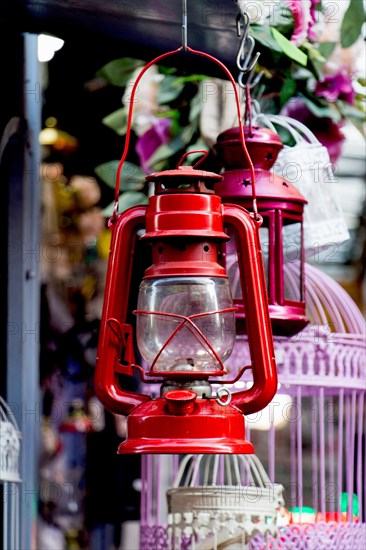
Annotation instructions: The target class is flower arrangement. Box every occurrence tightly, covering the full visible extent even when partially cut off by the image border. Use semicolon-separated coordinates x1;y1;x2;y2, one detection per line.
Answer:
93;0;365;212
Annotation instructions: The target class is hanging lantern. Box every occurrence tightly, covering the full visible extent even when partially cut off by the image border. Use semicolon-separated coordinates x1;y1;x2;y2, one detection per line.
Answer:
95;150;277;454
215;126;309;336
94;45;278;454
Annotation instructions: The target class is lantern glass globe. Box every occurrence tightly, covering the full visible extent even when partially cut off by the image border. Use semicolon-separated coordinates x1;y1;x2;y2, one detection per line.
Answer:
136;276;236;373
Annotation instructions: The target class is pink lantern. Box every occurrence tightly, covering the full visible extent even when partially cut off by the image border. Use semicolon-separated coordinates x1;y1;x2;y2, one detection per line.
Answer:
215;126;309;336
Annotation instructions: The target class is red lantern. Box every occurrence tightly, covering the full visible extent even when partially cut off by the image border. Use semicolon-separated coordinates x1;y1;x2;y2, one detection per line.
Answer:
94;47;277;454
215;126;309;336
95;151;278;454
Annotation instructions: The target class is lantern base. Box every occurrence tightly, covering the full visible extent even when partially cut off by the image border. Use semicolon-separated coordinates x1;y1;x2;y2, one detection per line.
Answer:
236;304;309;337
117;397;254;454
271;316;309;337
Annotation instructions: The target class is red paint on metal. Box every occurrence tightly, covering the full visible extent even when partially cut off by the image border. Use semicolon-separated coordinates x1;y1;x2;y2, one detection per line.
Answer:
215;126;309;336
223;204;278;414
117;398;255;454
95;47;279;452
164;389;197;415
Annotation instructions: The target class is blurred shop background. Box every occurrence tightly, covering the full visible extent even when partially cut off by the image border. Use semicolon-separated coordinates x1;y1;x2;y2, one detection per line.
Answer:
0;1;365;549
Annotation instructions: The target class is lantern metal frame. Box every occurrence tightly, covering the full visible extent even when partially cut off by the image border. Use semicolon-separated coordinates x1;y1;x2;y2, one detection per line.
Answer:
215;125;309;336
95;179;277;454
139;263;366;549
95;47;278;454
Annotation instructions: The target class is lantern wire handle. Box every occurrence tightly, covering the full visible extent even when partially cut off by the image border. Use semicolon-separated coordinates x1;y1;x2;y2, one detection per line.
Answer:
112;47;258;222
245;83;253;136
182;0;188;51
176;149;209;168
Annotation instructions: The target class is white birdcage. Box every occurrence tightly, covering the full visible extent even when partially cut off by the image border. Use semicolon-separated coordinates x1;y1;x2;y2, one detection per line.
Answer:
167;454;285;549
1;395;21;550
252;113;350;254
140;263;366;550
0;398;21;483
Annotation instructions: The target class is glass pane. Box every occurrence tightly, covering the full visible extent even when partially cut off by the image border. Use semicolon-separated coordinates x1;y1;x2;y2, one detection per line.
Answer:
226;219;270;300
136;277;236;372
259;225;270;293
283;221;303;301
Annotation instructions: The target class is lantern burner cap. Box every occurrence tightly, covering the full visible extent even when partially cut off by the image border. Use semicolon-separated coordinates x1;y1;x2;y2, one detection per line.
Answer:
161;379;212;398
171;358;195;371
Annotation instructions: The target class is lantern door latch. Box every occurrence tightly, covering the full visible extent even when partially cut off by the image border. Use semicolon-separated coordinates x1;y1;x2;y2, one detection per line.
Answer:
106;318;136;375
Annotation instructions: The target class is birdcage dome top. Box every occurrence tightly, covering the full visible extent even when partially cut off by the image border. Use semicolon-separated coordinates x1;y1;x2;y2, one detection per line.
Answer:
227;263;365;393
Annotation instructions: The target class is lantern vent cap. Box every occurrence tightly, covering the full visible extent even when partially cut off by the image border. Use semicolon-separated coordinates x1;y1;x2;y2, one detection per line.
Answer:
146;150;223;194
215;126;284;170
215;168;307;205
217;125;283;146
147;165;223;182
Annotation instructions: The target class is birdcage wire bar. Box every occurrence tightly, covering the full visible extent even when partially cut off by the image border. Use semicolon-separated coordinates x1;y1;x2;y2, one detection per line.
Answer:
140;263;366;549
1;396;21;550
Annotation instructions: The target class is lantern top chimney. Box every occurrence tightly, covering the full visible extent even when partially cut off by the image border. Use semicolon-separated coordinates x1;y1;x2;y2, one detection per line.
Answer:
146;165;223;195
216;126;283;170
215;126;307;207
147;150;223;195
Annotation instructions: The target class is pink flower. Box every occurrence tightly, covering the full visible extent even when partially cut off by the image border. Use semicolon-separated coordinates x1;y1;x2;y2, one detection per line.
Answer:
315;71;356;104
308;0;321;41
286;0;312;46
135;117;171;174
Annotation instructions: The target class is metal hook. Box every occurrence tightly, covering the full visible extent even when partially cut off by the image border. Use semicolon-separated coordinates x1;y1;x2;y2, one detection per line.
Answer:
235;8;262;93
236;35;260;75
247;68;264;89
236;11;250;39
238;64;263;91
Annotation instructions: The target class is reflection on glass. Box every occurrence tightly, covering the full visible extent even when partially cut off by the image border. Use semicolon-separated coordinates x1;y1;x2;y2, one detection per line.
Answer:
226;221;270;300
283;221;303;302
259;226;269;293
136;277;236;372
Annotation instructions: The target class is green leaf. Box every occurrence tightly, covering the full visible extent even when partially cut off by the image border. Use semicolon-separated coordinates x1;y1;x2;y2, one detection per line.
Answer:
340;0;366;48
175;74;208;84
300;94;341;122
102;108;128;136
155;108;180;119
95;161;146;191
304;43;326;78
155;108;181;134
189;86;203;125
271;27;308;66
305;41;336;80
96;58;144;87
270;4;294;35
147;143;177;167
318;42;337;60
292;67;316;81
148;125;196;167
337;101;366;121
185;140;209;163
349;117;366;138
157;76;185;104
102;192;148;217
158;66;177;76
251;24;282;52
280;78;297;107
304;43;326;64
